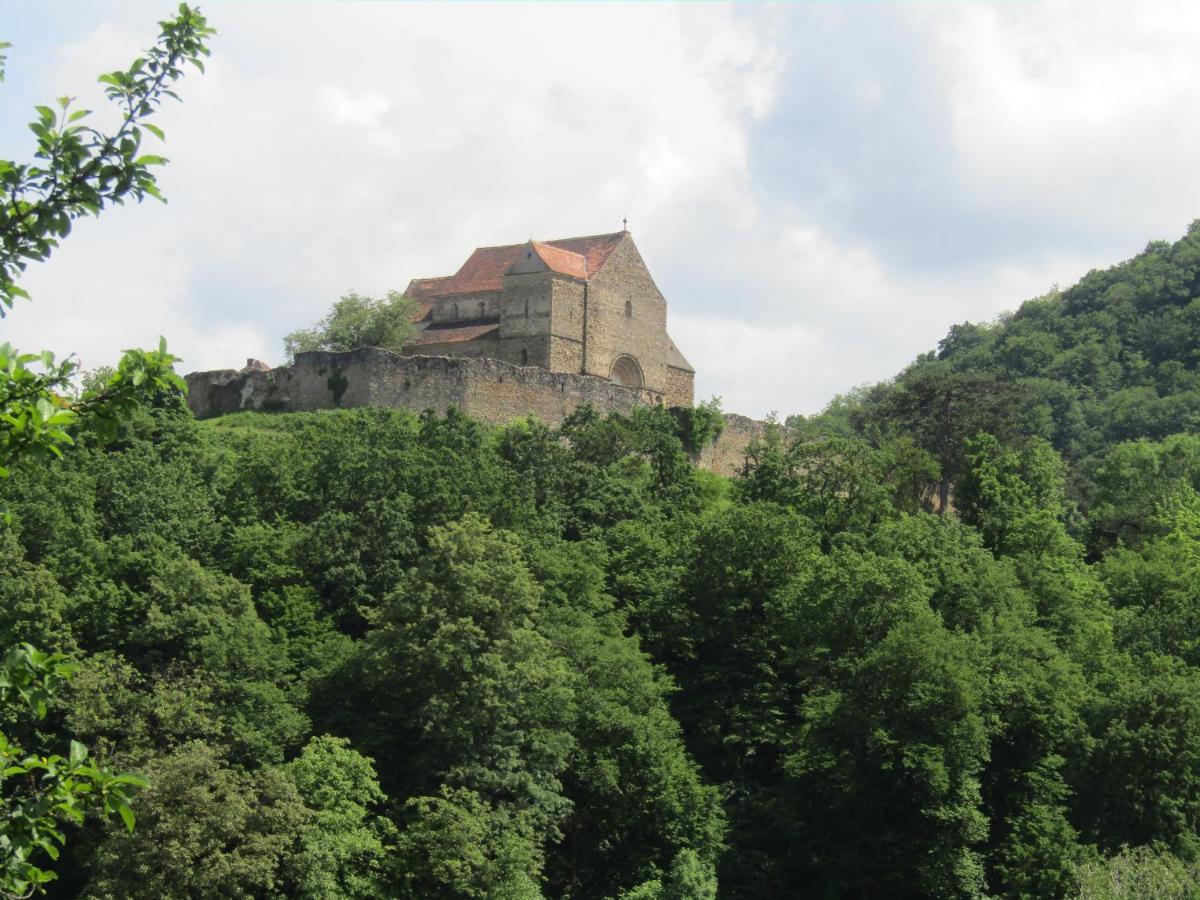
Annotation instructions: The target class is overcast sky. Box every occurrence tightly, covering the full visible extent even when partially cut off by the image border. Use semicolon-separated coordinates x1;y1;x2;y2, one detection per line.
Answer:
2;1;1199;417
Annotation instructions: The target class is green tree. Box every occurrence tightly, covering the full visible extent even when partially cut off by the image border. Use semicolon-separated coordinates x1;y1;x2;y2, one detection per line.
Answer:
0;645;145;898
338;514;576;885
284;290;417;360
85;741;307;899
779;549;990;898
1075;845;1200;900
0;5;213;510
527;539;724;898
1075;655;1200;858
957;434;1068;558
395;786;543;899
0;7;218;868
670;396;724;459
279;735;398;899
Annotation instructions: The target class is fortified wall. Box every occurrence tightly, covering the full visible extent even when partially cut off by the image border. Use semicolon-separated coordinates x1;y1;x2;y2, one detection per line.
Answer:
185;348;765;477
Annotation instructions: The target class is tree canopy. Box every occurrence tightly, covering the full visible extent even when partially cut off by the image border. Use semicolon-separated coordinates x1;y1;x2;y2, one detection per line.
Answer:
283;290;417;360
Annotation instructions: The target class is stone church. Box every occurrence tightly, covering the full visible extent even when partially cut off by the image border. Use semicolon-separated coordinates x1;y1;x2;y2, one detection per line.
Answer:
402;229;695;407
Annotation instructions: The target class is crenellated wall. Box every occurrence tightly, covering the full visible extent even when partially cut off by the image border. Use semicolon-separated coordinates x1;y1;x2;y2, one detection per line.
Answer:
185;348;761;476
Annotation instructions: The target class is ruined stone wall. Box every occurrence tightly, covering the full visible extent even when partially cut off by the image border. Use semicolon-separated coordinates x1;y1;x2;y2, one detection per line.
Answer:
185;348;758;476
186;348;659;426
665;365;695;410
695;414;768;477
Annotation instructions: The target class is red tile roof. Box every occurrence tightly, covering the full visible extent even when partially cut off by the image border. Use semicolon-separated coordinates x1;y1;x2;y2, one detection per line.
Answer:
530;241;588;280
405;276;451;301
405;322;500;346
421;231;626;298
544;232;624;275
437;245;523;296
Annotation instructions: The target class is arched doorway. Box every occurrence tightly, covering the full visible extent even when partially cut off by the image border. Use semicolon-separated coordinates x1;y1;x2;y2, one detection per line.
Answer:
609;355;644;389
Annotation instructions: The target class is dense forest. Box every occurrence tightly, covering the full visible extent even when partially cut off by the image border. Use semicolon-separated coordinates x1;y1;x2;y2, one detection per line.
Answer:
2;224;1200;897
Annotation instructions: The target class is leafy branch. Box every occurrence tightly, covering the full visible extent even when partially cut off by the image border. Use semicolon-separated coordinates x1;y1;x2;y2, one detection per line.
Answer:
0;339;186;519
0;645;146;899
0;3;215;313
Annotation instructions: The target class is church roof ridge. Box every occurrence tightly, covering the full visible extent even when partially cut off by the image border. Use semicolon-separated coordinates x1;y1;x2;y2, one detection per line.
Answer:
469;229;626;252
417;230;627;297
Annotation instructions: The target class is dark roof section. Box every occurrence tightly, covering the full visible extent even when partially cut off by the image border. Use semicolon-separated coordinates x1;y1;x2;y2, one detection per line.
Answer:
405;321;501;346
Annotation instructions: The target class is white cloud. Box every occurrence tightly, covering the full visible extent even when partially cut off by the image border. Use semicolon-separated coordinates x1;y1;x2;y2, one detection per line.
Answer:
923;0;1200;237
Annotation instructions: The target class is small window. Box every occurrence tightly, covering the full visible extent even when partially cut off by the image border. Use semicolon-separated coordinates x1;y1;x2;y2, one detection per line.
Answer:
520;349;529;365
451;302;459;319
624;300;633;318
478;301;486;319
524;299;530;318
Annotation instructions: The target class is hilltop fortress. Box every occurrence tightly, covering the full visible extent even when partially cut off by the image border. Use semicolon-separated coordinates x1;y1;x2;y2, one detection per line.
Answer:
185;229;764;474
402;230;695;407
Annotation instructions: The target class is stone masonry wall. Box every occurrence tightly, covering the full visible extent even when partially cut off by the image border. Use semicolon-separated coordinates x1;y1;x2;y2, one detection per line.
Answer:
185;348;758;476
695;414;768;477
583;237;672;394
664;365;695;410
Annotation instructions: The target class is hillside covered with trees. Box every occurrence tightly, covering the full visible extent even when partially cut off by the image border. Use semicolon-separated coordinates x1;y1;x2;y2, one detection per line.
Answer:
10;217;1200;894
824;222;1200;553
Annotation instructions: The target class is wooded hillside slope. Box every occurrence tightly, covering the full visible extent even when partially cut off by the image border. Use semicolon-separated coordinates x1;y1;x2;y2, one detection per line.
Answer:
7;226;1200;897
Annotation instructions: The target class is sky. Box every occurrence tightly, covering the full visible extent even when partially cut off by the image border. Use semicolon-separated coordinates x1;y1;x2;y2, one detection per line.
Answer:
2;1;1200;418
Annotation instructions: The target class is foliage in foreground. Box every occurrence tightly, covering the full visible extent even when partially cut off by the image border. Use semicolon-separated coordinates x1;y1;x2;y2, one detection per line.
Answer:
0;645;144;899
0;6;212;893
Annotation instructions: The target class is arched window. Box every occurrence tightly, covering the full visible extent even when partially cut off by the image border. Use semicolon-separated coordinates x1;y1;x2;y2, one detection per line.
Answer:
624;300;633;318
609;355;643;389
477;301;486;319
451;302;459;319
520;349;529;365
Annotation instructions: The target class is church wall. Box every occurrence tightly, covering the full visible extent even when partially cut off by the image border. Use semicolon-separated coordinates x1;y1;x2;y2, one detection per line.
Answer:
499;273;552;338
494;336;549;368
583;237;673;394
403;335;503;361
432;291;500;322
547;276;585;373
549;276;585;344
549;335;583;372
